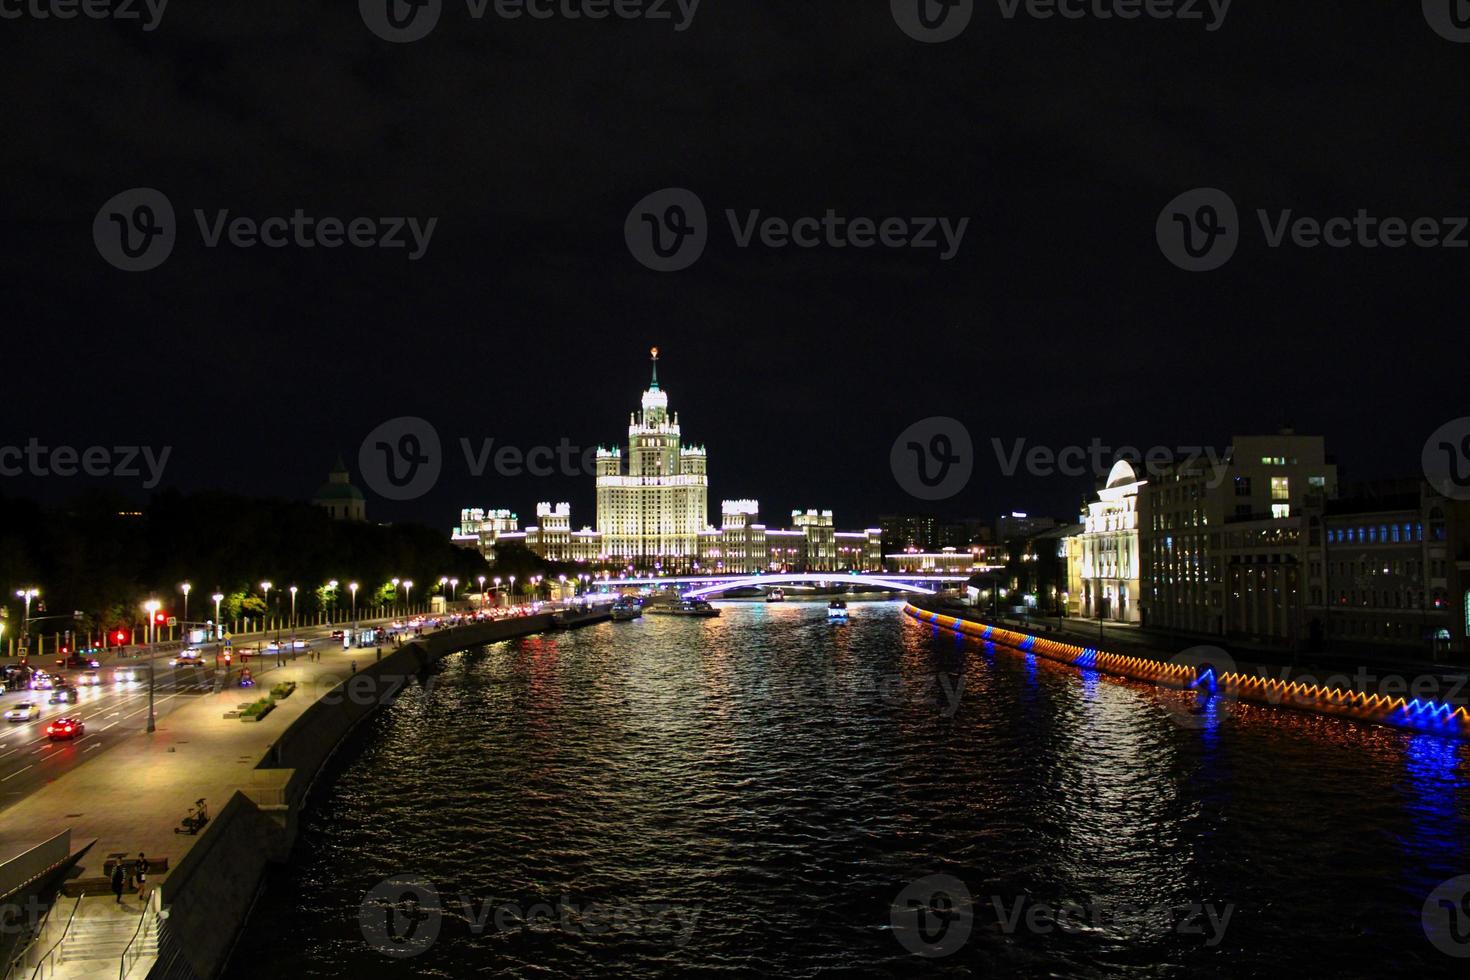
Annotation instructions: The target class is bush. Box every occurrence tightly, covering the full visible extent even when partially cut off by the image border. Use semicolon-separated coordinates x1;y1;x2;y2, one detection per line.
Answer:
270;682;296;700
239;697;273;719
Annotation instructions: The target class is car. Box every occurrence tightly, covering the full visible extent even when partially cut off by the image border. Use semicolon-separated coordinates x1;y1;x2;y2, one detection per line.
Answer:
330;630;345;640
75;671;101;686
5;702;39;722
45;717;85;739
29;674;54;691
170;651;202;667
48;687;79;705
266;641;282;652
292;639;309;649
58;655;101;669
114;667;140;684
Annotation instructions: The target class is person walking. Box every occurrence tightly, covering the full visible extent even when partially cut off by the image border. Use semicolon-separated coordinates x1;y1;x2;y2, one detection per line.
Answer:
111;861;125;903
135;853;150;894
350;660;356;674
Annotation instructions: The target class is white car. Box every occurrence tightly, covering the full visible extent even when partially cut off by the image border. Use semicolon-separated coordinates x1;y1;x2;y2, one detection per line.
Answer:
5;702;39;722
292;639;309;650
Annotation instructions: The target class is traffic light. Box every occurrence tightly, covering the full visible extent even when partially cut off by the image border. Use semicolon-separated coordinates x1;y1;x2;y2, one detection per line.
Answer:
114;630;128;644
154;611;167;625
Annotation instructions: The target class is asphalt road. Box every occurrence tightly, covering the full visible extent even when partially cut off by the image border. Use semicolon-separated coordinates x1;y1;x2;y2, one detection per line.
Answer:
0;624;375;811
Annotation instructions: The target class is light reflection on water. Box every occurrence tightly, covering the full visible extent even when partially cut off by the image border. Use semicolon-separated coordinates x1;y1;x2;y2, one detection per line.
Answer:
228;603;1470;978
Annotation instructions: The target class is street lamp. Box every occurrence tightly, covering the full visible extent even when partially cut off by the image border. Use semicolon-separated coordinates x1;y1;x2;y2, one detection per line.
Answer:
180;582;191;630
392;578;401;615
450;578;459;602
289;586;298;635
143;599;160;733
349;582;359;626
509;575;516;604
15;588;38;650
212;592;223;639
260;581;273;636
403;580;414;614
493;577;502;608
478;575;486;610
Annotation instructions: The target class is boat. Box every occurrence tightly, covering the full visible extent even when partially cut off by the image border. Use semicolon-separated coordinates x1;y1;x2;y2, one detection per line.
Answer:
645;598;721;618
766;588;786;602
827;600;848;620
610;599;643;621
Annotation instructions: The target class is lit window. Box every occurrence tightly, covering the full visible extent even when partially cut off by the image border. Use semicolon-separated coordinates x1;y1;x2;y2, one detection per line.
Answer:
1270;477;1290;501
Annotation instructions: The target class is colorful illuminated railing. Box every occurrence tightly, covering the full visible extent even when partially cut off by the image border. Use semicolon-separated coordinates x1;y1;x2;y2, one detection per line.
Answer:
903;604;1470;737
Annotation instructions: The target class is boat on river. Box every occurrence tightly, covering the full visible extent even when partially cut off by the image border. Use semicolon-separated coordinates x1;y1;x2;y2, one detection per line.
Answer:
645;598;721;618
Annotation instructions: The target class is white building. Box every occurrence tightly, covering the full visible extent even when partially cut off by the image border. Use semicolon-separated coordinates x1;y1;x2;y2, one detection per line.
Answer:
1078;460;1146;623
595;348;709;565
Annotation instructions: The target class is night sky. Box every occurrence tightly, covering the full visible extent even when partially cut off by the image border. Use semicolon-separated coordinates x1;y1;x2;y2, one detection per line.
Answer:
1;2;1464;533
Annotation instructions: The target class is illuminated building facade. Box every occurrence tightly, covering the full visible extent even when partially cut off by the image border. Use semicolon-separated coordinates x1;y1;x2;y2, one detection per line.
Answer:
1078;460;1146;623
1138;431;1337;643
595;349;709;566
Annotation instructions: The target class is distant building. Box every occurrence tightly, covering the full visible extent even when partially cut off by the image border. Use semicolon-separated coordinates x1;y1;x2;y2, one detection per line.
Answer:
879;514;938;554
1139;431;1337;645
886;545;1004;575
313;456;366;522
996;512;1057;542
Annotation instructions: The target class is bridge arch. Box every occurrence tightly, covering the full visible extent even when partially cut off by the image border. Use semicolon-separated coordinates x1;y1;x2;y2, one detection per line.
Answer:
681;573;940;599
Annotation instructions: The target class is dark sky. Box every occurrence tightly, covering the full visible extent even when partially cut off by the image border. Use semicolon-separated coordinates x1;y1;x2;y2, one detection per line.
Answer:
0;2;1464;534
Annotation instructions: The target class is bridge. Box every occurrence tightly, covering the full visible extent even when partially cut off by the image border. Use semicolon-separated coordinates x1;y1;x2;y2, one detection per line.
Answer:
593;572;970;598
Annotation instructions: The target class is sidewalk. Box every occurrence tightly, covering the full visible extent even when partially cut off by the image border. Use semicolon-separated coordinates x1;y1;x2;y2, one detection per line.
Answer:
0;644;386;890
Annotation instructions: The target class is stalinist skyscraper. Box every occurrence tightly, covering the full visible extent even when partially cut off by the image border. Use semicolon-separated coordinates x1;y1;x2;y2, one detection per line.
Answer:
595;348;709;567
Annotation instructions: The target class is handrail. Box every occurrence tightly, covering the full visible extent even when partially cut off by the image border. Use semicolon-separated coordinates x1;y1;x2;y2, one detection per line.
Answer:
117;892;156;980
25;892;82;980
1;896;50;980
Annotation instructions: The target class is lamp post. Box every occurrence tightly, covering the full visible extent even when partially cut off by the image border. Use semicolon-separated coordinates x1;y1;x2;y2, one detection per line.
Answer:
450;578;459;603
180;582;191;632
403;580;413;615
509;575;516;605
15;588;38;653
493;577;502;608
349;582;359;628
260;581;273;637
289;586;298;638
478;576;486;611
212;592;223;640
392;578;401;615
143;599;160;733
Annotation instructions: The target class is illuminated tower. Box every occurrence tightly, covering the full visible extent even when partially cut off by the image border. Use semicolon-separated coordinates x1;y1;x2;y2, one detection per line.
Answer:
595;348;709;567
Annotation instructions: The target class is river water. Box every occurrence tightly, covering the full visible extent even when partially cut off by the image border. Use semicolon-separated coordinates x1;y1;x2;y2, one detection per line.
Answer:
227;602;1470;977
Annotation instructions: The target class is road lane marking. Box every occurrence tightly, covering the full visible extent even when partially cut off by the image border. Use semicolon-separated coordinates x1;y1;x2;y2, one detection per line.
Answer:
1;765;32;781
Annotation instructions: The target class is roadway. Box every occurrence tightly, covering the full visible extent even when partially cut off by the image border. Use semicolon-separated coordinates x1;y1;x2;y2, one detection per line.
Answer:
0;624;368;812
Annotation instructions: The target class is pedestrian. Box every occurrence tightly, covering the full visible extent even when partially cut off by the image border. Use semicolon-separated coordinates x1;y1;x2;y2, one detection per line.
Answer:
111;861;125;903
136;852;150;894
375;647;381;662
350;660;356;674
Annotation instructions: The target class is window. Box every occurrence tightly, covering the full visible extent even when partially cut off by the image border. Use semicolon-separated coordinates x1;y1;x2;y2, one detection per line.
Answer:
1270;476;1290;501
1308;476;1326;488
1235;477;1252;497
1272;504;1291;519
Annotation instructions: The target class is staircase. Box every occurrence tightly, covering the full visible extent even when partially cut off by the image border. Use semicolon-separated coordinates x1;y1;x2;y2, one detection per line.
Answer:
46;894;159;980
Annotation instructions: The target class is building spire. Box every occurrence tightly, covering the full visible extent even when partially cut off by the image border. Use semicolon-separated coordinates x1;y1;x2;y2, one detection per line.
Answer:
649;346;660;390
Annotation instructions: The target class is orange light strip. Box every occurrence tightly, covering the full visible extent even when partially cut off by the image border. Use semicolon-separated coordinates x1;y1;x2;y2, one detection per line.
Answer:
904;604;1470;736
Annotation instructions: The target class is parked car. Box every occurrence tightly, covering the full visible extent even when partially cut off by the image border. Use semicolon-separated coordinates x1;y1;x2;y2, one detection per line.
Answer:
45;717;85;740
5;702;40;722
